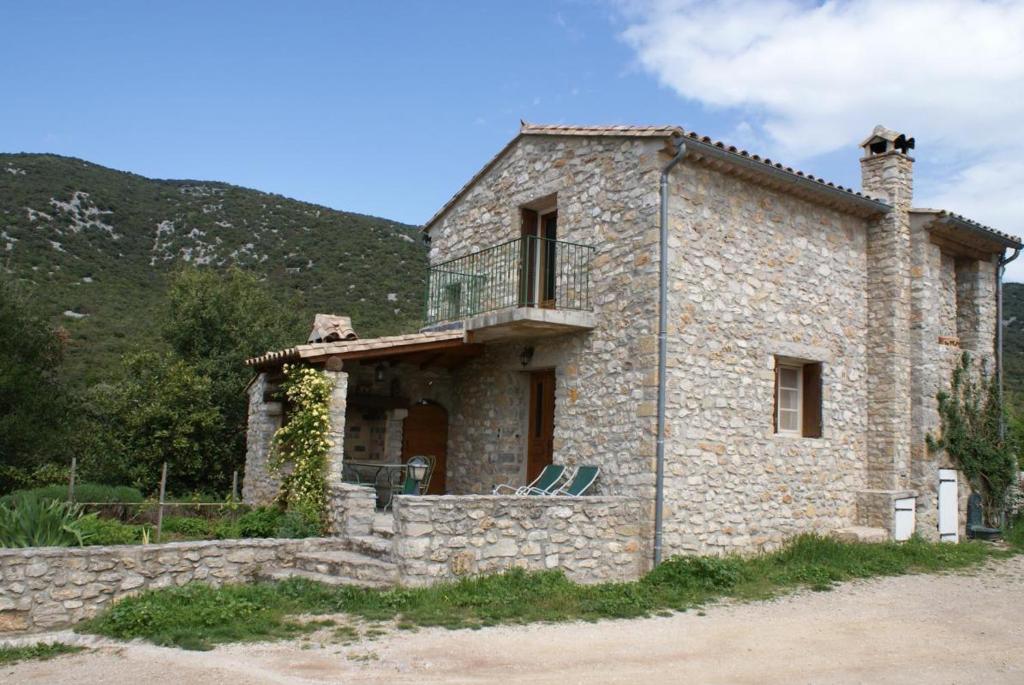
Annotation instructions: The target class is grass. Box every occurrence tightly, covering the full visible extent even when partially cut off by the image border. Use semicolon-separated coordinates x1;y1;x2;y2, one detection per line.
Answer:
77;533;1015;650
0;642;86;666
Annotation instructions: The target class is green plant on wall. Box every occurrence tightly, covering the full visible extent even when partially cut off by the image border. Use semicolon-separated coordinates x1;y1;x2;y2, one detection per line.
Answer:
270;364;333;530
927;352;1018;523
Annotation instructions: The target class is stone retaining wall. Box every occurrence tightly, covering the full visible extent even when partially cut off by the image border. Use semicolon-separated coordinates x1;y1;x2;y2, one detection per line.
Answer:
0;537;346;634
392;495;646;585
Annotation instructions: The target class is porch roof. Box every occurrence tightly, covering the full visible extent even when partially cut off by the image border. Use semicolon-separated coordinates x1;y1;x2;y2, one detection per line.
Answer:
246;329;482;370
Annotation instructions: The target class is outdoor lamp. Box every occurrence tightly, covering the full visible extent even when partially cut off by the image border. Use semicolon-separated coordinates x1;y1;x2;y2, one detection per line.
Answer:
519;346;535;367
407;456;429;483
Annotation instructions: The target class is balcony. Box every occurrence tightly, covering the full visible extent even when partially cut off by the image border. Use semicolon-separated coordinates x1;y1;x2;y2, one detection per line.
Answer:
425;236;596;341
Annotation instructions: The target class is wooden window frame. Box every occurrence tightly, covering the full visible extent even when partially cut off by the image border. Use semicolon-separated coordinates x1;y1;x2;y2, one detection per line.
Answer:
774;358;824;439
776;364;803;435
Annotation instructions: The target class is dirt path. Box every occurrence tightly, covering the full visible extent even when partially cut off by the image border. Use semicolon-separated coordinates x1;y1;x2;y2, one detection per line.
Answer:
6;555;1024;685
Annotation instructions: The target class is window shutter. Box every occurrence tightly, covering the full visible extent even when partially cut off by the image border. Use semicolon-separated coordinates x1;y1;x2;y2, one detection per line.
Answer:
802;363;822;438
772;363;779;433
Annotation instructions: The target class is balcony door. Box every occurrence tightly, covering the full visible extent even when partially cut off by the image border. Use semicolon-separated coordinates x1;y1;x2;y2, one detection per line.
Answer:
520;208;557;308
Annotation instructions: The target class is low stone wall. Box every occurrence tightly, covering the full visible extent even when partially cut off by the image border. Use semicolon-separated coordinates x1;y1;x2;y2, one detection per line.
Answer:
0;537;346;634
392;495;646;586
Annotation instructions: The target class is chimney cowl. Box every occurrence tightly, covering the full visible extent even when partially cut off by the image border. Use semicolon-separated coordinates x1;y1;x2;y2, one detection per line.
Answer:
860;125;915;156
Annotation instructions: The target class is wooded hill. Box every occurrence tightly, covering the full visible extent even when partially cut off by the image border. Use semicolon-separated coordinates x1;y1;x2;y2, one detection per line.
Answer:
0;153;427;385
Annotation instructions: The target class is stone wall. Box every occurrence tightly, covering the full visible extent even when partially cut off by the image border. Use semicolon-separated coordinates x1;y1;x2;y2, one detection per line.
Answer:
0;537;347;634
662;158;872;554
391;495;646;585
242;372;283;505
429;135;664;503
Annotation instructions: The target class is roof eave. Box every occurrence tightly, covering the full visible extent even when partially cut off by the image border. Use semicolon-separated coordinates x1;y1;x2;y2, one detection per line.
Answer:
680;136;891;217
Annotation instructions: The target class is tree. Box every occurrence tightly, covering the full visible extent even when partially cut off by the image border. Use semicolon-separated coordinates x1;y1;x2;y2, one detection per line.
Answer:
79;268;303;493
0;277;70;492
928;353;1018;523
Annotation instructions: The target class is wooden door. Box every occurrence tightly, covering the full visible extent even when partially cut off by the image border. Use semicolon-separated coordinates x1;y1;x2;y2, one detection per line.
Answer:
401;403;448;494
527;369;556;483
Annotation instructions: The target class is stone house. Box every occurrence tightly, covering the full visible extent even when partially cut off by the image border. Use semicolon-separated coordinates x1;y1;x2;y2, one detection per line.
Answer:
243;122;1020;575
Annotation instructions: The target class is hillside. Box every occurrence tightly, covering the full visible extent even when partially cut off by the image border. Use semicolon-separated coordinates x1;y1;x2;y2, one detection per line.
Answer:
1001;282;1024;403
0;153;427;385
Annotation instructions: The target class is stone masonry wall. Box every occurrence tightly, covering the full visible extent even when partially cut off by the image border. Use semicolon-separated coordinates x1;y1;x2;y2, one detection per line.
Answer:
429;135;664;505
662;158;871;554
392;495;646;585
0;537;348;634
242;372;283;505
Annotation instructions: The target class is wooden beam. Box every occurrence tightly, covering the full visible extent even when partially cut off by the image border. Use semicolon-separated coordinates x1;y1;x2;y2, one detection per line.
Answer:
347;393;410;410
929;233;992;261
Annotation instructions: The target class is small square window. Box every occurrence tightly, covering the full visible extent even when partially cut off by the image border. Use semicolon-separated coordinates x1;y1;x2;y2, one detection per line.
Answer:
774;359;822;438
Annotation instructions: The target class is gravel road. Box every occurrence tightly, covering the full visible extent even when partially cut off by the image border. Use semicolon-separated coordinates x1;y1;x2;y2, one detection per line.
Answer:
5;555;1023;684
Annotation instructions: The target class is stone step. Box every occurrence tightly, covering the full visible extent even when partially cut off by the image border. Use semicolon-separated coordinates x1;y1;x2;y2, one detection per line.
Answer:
293;549;398;585
345;534;392;560
258;567;393;589
833;526;889;543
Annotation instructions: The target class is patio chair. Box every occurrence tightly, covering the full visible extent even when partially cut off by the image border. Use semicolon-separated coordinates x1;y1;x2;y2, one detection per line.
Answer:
539;465;599;497
385;471;422;510
417;454;436;495
492;464;567;496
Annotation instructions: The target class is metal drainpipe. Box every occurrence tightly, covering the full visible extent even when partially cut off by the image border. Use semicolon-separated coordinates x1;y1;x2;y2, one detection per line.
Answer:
654;139;688;567
997;247;1020;441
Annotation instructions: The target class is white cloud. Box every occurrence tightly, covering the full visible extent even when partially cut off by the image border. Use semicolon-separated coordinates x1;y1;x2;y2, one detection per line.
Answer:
620;0;1024;278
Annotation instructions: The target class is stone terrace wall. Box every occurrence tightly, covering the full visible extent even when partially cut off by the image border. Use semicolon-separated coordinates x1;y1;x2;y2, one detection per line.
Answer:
0;537;346;634
392;495;646;586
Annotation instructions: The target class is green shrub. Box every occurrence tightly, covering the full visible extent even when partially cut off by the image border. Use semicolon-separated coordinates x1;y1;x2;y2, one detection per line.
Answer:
0;495;92;547
274;510;321;539
77;516;147;546
645;554;747;591
1;482;144;507
161;516;212;538
234;507;285;538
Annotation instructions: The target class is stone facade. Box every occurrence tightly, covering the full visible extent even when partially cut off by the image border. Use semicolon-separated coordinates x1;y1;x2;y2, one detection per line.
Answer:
429;136;664;509
242;123;1012;563
663;157;870;552
392;495;645;585
0;537;347;633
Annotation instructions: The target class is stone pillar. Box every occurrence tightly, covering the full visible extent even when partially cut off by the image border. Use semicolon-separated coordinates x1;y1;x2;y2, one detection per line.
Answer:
323;361;349;487
858;127;917;530
383;408;408;464
242;372;284;505
956;256;998;358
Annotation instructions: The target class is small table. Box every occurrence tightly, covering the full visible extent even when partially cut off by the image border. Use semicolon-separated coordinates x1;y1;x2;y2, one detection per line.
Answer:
343;461;407;507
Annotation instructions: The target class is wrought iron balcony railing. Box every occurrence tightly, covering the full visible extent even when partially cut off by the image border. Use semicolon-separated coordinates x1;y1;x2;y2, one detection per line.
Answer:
425;236;594;326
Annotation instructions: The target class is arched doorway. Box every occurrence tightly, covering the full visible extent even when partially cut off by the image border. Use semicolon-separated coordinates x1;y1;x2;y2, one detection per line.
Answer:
401;402;448;494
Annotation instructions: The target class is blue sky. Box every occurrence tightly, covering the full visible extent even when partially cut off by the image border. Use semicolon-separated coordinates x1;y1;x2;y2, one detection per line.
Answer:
3;1;1023;276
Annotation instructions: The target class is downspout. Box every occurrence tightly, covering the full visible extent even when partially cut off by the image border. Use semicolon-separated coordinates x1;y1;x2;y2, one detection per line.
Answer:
997;247;1020;441
654;139;688;567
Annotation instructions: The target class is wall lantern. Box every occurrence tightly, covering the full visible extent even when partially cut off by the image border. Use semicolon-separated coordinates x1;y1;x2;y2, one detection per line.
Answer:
375;362;387;382
519;346;535;368
407;455;429;484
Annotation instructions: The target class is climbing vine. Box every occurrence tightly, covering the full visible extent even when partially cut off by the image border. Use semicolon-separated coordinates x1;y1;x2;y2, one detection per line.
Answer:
927;352;1017;523
270;364;334;528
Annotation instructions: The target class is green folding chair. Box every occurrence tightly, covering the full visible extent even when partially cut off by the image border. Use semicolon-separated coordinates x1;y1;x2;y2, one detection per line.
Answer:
492;464;567;496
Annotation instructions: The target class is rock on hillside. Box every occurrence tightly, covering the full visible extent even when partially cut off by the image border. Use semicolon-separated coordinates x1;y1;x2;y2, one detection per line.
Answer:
0;153;427;384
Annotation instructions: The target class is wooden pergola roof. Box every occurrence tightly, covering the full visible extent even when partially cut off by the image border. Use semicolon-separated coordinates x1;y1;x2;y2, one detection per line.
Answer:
246;329;483;371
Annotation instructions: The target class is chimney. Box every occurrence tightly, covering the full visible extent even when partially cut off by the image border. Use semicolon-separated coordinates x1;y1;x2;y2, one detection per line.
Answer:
859;125;915;209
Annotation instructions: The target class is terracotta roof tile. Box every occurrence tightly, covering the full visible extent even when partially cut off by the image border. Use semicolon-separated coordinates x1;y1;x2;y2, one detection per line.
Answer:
422;121;888;231
246;329;465;368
